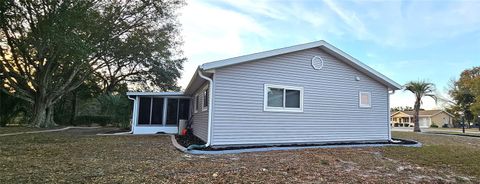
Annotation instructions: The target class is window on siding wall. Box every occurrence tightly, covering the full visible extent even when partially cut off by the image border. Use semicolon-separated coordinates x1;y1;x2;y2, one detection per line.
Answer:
264;84;303;112
202;89;208;111
194;95;199;113
359;92;371;108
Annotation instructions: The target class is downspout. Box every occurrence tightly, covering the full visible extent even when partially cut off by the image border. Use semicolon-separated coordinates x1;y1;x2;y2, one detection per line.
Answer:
187;69;213;150
126;96;136;134
388;89;397;142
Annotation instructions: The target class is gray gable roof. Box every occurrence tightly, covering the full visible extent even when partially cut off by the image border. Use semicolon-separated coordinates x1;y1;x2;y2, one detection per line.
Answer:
393;110;454;117
200;40;401;90
402;110;442;116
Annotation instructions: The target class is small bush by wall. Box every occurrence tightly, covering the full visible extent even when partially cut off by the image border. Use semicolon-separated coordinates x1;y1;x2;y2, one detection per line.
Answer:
430;124;439;128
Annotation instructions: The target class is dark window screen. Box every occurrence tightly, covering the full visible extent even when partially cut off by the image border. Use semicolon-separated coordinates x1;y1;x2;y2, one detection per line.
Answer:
151;98;164;124
204;89;209;107
195;95;199;111
179;99;190;120
285;90;300;108
166;99;179;125
137;97;151;124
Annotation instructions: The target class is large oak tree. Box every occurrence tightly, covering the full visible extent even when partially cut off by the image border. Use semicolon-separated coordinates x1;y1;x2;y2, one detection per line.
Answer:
449;67;480;128
0;0;184;127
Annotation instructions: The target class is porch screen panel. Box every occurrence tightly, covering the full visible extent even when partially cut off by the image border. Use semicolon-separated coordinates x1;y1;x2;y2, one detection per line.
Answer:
137;97;151;124
179;99;190;120
151;98;164;124
166;99;179;125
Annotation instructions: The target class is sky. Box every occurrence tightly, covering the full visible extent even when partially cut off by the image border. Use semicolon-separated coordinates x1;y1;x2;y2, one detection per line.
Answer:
177;0;480;110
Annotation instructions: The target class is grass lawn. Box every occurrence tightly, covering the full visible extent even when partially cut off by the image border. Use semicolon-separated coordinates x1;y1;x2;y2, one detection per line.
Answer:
385;132;480;179
0;129;479;183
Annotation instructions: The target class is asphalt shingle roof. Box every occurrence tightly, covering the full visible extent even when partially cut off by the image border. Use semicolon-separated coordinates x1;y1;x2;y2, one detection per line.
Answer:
400;110;443;116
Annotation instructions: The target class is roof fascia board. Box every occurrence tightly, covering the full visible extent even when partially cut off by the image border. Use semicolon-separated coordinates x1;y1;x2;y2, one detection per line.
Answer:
183;67;201;94
443;111;455;117
431;110;454;117
201;41;325;70
126;92;185;96
390;111;402;116
199;40;401;90
319;43;402;90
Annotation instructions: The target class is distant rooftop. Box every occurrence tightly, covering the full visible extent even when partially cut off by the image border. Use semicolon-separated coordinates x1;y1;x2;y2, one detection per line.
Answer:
392;110;453;117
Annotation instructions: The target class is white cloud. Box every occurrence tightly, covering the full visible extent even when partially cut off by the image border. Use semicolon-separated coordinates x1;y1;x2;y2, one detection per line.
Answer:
368;1;480;47
211;0;289;20
322;0;371;40
175;0;479;111
178;1;270;89
390;91;439;110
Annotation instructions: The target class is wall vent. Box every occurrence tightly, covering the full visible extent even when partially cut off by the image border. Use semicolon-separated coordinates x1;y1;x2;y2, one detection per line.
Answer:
311;56;324;70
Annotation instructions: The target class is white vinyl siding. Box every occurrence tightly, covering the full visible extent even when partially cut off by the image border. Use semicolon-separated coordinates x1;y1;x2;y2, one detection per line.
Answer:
211;48;389;146
191;83;209;142
264;84;303;112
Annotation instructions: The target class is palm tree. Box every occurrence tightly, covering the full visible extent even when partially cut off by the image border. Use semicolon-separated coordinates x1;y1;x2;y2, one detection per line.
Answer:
404;80;436;132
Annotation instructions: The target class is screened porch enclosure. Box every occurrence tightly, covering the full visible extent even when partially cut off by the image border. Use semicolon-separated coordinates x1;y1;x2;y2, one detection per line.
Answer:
134;96;190;134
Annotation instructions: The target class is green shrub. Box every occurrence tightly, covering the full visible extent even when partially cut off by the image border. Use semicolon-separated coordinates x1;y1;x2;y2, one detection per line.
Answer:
0;91;28;126
430;124;439;128
442;124;449;128
73;115;111;126
97;94;131;129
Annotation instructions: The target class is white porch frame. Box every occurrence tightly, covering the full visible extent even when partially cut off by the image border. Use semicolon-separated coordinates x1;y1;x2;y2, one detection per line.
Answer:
127;92;190;134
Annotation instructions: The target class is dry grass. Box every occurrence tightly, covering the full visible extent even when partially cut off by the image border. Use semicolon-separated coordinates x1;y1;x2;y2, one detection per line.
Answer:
0;128;478;183
0;127;54;134
385;132;480;179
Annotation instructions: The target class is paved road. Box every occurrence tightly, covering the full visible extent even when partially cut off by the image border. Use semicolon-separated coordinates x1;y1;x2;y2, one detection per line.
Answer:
392;127;480;134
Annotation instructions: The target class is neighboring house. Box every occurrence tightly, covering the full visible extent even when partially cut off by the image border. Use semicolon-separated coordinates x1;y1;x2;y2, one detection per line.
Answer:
126;40;401;148
390;110;454;128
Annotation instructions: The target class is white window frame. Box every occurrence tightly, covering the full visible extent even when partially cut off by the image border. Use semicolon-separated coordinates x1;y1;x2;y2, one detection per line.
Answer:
194;94;199;113
359;91;371;108
202;88;208;111
263;84;304;112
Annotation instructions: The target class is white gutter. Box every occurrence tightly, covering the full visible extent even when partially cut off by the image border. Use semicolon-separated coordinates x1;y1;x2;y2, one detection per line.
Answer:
388;89;395;141
197;70;213;147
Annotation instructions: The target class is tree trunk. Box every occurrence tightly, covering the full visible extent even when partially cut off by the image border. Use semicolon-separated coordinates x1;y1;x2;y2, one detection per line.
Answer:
32;101;47;128
46;105;55;127
413;97;421;132
105;81;116;95
31;95;56;128
68;91;77;125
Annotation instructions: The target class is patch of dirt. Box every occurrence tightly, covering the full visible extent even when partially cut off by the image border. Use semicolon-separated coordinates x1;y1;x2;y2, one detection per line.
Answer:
175;133;205;147
180;138;417;151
